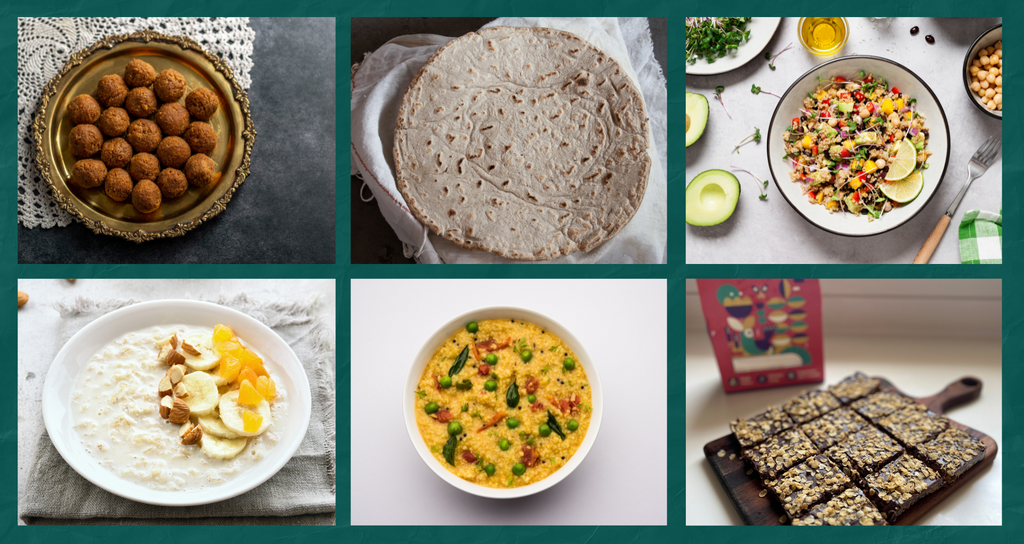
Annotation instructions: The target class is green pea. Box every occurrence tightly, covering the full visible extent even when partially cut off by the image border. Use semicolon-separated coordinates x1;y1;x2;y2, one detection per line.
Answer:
424;402;439;414
520;349;532;362
563;357;576;371
512;463;526;476
439;376;452;389
567;419;579;431
467;322;479;333
538;424;552;437
527;394;537;403
485;353;498;365
499;438;511;451
447;421;463;435
484;464;496;476
484;380;497;391
506;417;520;429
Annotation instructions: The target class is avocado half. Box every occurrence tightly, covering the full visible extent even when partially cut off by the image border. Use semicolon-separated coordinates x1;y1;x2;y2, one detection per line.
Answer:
686;169;740;227
686;92;708;147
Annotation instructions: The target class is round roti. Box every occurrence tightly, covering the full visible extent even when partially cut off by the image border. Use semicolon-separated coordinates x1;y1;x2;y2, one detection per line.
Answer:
394;26;651;260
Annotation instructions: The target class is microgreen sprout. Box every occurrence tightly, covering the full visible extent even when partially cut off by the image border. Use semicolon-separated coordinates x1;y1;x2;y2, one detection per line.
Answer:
731;166;769;200
685;17;752;65
765;42;794;70
732;127;761;154
714;85;732;119
751;84;781;98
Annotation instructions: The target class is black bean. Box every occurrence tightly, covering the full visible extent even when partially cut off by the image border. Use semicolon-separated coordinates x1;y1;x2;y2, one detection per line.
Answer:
910;26;919;35
925;35;935;44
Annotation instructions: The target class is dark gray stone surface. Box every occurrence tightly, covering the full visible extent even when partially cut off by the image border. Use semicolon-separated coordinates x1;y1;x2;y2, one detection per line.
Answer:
18;17;336;264
350;17;666;264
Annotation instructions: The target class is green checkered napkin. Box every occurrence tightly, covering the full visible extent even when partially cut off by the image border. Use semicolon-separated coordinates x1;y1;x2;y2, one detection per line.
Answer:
959;210;1002;264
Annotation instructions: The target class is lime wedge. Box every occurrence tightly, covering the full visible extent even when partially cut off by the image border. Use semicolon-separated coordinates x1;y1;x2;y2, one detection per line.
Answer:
884;139;917;181
880;169;924;203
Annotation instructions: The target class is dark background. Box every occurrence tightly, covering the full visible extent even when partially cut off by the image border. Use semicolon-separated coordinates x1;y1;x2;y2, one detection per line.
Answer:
350;17;667;264
18;17;337;264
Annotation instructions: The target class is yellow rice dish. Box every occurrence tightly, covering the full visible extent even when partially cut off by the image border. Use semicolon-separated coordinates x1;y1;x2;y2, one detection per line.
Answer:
414;318;592;488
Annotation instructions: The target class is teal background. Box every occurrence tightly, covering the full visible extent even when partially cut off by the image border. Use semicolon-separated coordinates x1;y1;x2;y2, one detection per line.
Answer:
4;0;1017;541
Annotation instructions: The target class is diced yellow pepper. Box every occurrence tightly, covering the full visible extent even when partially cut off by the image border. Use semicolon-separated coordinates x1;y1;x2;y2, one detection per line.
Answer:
862;160;877;174
843;140;854;151
849;178;862;190
817;91;827;101
882;98;894;115
895;98;904;110
826;200;839;210
816;192;824;203
802;136;813;149
905;112;913;121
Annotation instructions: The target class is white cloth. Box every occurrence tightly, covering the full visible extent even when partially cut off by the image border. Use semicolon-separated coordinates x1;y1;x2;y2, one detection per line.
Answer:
18;17;255;229
351;17;667;264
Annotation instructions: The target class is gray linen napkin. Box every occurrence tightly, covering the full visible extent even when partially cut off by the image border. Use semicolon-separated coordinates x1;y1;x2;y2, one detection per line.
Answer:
20;294;336;525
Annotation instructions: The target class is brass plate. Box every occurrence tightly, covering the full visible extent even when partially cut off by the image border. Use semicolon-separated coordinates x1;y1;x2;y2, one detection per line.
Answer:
33;29;256;242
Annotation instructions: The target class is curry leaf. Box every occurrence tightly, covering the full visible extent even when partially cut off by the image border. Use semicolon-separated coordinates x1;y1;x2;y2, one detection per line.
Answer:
546;410;566;440
448;346;469;377
443;436;457;466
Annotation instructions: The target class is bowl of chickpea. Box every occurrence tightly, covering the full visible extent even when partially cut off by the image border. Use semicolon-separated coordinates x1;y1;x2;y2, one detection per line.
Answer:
964;25;1002;119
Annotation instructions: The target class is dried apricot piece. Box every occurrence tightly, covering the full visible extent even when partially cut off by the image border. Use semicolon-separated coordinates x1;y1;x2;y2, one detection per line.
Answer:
243;411;263;433
239;367;259;387
220;354;242;382
238;379;264;406
256;375;276;401
213;324;236;343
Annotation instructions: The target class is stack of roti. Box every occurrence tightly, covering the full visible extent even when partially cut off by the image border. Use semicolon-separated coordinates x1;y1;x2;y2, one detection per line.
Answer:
394;26;651;261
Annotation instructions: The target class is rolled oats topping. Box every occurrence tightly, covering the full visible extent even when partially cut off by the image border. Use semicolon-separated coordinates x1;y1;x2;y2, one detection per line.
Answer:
731;405;795;448
913;427;986;482
826;425;903;478
767;454;851;518
863;454;943;522
793;487;887;526
744;429;819;480
800;408;868;450
878;406;948;446
828;372;880;404
783;390;843;424
851;391;922;421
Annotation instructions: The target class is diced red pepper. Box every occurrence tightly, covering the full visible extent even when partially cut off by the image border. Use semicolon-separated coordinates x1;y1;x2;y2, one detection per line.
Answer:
864;75;874;83
835;76;847;83
889;134;894;143
839;92;850;99
840;148;851;158
792;118;800;129
838;120;847;128
821;99;830;106
812;144;818;155
854;91;866;102
820;110;830;118
852;191;860;202
891;86;900;95
808;190;817;200
866;103;875;114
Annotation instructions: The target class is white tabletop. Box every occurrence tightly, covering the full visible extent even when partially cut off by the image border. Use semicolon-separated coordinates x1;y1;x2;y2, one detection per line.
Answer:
685;331;1002;525
16;278;336;525
686;17;1002;264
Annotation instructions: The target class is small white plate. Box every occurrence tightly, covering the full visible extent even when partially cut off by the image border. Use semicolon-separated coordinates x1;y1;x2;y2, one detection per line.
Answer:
41;300;312;506
403;307;603;499
686;18;782;75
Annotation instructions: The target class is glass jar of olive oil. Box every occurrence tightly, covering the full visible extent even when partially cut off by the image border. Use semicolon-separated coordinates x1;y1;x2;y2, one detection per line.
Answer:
798;17;849;56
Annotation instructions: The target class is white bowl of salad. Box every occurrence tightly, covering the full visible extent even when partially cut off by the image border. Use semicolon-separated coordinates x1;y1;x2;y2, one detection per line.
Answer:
766;56;950;236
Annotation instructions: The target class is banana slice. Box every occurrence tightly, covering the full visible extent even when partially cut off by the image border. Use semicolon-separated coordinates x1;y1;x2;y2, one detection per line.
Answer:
181;331;220;371
200;434;249;460
219;390;272;437
179;371;220;416
197;413;241;439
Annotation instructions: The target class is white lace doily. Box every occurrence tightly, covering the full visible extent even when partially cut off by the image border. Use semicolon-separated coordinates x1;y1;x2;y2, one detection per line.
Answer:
18;17;255;229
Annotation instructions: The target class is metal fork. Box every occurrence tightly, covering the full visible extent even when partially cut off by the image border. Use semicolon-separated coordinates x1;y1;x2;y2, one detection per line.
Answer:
913;136;1001;264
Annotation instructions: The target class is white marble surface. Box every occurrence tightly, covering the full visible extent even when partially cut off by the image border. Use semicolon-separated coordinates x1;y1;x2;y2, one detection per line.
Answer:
16;278;336;525
685;332;1002;525
686;17;1002;264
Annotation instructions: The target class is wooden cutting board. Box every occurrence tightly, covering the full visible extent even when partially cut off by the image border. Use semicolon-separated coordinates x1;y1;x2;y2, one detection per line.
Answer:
703;376;998;525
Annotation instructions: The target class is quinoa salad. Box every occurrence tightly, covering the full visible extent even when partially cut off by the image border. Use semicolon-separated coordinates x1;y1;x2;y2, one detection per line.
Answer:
784;73;932;219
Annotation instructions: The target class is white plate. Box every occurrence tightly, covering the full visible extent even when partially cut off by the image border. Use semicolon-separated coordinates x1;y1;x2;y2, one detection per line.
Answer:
403;307;603;499
963;24;1002;120
41;300;312;506
766;56;950;236
686;17;782;75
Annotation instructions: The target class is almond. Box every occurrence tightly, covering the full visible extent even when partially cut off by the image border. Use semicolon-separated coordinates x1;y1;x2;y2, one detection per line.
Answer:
170;332;178;349
174;383;189;398
157;343;173;362
166;349;186;367
158;376;173;398
168;364;187;385
17;291;28;307
168;397;190;424
179;421;195;437
160;396;174;419
181;341;201;356
180;423;203;445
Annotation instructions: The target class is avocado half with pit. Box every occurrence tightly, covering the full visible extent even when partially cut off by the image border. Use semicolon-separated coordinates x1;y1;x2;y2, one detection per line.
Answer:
686;92;708;147
686;170;740;226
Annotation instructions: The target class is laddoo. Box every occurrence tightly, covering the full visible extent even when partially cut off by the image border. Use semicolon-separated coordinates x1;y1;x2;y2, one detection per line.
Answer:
69;124;103;158
154;68;187;102
154;102;190;136
100;137;133;169
156;168;188;198
129;152;161;182
71;159;107;188
123;58;156;88
96;74;128;107
183;122;217;155
126;119;162;153
104;168;133;202
184;153;216;187
185;87;220;120
156;136;192;169
96;107;130;137
131;179;162;213
67;95;101;126
124;87;158;118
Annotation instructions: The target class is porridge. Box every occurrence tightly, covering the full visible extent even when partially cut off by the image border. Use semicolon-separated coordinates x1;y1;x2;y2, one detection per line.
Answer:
70;324;288;492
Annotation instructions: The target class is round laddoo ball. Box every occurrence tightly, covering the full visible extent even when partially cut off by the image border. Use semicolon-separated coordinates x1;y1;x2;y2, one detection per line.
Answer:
69;124;103;158
67;95;101;126
129;152;161;182
124;87;158;118
131;179;162;213
153;69;187;103
71;159;107;188
126;119;162;153
123;58;156;88
183;122;217;155
185;87;220;120
100;137;133;169
96;107;130;137
104;168;133;202
96;74;128;107
184;153;216;187
156;168;188;198
156;136;192;169
154;102;190;136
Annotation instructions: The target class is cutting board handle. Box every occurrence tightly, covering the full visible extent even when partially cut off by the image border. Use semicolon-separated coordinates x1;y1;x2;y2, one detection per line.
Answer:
913;377;983;414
